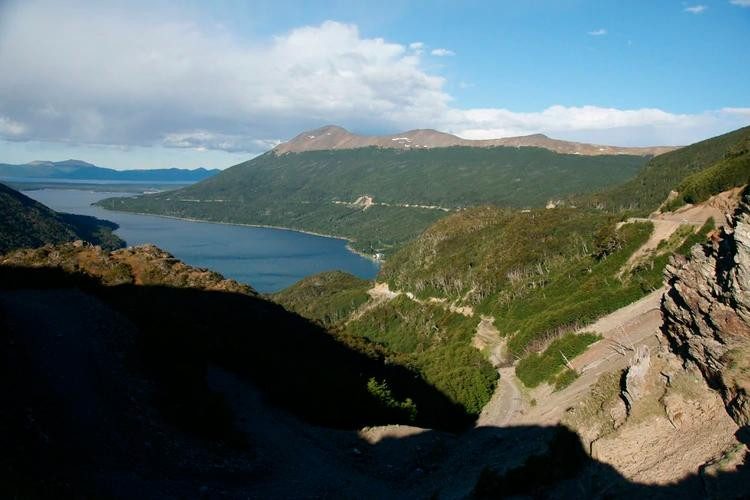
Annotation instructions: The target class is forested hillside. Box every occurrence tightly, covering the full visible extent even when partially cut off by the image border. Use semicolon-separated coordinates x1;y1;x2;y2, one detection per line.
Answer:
0;182;123;253
578;125;750;213
99;146;648;255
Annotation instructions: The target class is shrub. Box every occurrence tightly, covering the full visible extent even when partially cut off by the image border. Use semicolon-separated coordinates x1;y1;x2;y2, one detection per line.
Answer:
553;369;579;391
515;333;600;388
367;378;417;422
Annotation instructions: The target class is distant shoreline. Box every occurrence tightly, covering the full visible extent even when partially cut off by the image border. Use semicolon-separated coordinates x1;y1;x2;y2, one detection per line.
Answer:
99;207;383;263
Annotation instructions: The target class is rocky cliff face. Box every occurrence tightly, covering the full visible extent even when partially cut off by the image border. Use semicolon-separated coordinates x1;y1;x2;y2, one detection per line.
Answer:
662;189;750;425
0;241;255;295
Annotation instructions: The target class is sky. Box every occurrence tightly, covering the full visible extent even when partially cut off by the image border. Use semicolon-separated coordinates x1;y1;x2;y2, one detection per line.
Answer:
0;0;748;170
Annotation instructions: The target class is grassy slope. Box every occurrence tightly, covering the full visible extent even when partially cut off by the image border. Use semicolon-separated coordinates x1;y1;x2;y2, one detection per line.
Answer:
577;125;750;213
99;146;647;255
270;271;372;327
0;182;123;253
667;146;750;209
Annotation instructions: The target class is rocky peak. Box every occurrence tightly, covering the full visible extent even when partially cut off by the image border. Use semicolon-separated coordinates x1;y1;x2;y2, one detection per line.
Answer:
661;188;750;425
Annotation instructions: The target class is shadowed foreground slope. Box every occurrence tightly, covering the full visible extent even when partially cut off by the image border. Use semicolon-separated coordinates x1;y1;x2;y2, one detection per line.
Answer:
2;248;750;497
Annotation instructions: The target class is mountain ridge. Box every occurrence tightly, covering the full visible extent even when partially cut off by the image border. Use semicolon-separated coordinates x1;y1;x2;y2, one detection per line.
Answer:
0;159;220;182
273;124;677;156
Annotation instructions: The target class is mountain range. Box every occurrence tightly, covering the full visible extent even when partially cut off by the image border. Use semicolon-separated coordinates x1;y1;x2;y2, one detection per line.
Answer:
0;159;220;182
274;125;677;156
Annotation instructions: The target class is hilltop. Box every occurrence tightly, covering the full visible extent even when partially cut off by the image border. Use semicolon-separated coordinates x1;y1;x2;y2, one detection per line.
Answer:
274;125;676;156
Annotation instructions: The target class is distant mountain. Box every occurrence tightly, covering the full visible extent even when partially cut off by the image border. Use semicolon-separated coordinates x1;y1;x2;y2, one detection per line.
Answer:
0;182;124;253
0;159;220;182
273;125;677;156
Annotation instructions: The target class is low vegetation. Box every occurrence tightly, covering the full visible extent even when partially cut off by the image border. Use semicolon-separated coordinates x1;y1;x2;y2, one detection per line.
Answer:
342;296;498;416
665;147;750;210
380;205;611;303
553;368;580;391
379;203;717;383
271;271;371;327
515;333;600;388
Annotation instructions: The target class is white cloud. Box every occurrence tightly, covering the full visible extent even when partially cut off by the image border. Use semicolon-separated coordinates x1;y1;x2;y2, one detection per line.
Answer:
409;41;424;55
730;0;750;7
0;1;747;155
684;5;708;14
0;116;26;135
430;48;455;56
588;28;607;36
722;107;750;116
162;131;281;153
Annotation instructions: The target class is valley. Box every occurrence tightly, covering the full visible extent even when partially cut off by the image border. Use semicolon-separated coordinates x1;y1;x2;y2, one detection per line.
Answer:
3;3;750;497
2;124;750;497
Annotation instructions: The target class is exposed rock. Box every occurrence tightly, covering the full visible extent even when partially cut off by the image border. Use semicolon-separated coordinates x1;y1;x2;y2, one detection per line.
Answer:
661;188;750;425
622;345;651;413
0;241;256;295
579;348;741;485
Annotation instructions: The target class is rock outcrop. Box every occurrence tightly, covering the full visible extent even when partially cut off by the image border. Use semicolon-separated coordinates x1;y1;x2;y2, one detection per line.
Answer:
622;345;651;413
0;241;256;295
661;188;750;425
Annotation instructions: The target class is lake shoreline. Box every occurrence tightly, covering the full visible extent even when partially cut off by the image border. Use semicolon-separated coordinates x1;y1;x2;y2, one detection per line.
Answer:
98;207;384;263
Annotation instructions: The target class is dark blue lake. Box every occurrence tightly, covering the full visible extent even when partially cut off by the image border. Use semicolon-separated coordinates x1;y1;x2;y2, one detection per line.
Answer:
23;189;380;293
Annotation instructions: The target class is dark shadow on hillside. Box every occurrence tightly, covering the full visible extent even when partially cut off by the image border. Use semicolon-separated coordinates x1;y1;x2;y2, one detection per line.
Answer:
60;212;125;250
0;265;471;431
1;265;749;498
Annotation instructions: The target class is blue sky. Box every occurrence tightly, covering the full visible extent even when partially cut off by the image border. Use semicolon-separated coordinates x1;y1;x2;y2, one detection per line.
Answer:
0;0;748;169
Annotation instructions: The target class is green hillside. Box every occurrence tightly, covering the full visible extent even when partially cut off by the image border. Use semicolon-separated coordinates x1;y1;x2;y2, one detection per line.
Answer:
377;203;715;385
271;271;372;327
98;146;648;255
272;270;497;417
0;182;123;254
578;125;750;213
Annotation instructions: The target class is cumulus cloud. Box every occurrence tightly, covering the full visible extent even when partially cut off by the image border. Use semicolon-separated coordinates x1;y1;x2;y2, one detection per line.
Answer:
684;5;708;13
730;0;750;6
0;0;747;156
430;48;455;56
588;28;607;36
0;1;449;153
